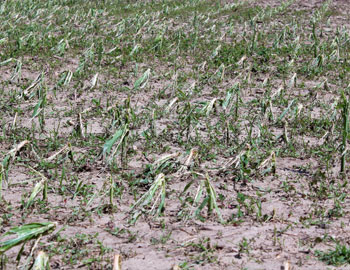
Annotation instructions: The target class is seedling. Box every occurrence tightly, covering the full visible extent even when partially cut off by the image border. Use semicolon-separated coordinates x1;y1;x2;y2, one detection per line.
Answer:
316;244;350;266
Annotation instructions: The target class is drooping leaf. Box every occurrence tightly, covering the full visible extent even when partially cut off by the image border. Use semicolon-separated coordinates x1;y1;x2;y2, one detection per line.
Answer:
0;222;56;254
26;179;46;209
102;127;125;157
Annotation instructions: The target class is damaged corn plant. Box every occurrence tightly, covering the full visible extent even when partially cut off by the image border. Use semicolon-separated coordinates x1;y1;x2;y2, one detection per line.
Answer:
180;172;224;224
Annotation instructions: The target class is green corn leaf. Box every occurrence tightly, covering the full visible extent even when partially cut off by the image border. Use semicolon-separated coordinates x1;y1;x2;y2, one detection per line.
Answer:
0;222;56;254
130;44;140;56
134;68;150;90
157;182;166;214
181;180;194;198
2;155;10;181
278;99;295;121
106;125;129;164
32;99;43;118
205;174;224;223
26;179;46;209
195;196;209;221
102;127;125;157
